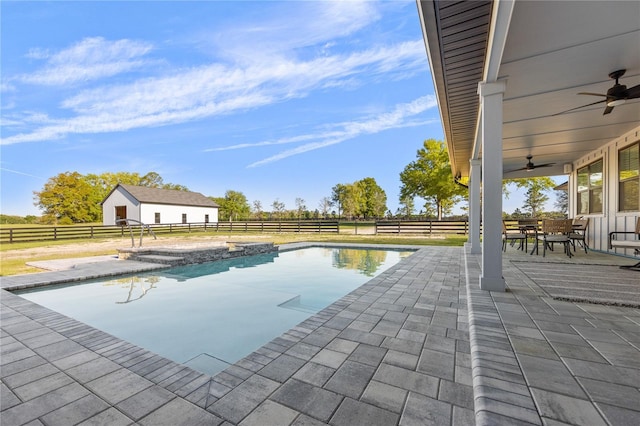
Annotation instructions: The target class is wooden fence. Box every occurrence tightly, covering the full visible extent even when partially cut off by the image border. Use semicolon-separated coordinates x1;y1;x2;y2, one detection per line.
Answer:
375;220;469;235
0;221;340;244
0;219;473;244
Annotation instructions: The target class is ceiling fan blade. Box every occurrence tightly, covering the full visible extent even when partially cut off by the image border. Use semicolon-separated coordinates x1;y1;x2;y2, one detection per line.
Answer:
505;166;528;173
553;99;606;116
535;163;555;168
578;92;607;97
626;84;640;99
603;105;614;115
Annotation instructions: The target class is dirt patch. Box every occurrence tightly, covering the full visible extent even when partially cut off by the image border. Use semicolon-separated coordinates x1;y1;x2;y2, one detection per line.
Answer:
1;234;273;271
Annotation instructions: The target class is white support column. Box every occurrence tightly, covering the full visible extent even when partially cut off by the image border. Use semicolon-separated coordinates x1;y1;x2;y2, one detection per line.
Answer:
478;81;506;291
469;159;482;254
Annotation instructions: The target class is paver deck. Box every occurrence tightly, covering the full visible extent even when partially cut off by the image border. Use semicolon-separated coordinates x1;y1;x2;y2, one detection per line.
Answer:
1;242;639;425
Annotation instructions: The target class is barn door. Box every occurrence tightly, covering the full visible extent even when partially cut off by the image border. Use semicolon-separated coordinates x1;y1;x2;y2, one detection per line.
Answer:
115;206;127;224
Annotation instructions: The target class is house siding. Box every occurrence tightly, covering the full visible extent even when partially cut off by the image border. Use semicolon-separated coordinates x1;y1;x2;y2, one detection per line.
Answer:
102;186;218;226
567;124;640;256
101;189;141;225
139;203;218;225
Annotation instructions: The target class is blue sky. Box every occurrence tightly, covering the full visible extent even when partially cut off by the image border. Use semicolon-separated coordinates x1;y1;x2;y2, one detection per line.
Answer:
1;1;557;217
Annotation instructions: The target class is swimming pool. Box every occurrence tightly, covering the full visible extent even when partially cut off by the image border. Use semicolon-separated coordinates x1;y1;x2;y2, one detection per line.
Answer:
16;246;413;375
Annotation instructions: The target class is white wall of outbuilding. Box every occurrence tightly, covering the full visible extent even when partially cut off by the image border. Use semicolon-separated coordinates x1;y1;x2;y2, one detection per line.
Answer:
102;188;218;226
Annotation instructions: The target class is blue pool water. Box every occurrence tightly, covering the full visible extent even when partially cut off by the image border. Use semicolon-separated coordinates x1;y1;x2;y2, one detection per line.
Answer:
16;246;413;375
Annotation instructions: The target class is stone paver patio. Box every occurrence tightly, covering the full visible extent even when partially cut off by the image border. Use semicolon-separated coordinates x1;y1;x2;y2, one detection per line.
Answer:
1;242;639;425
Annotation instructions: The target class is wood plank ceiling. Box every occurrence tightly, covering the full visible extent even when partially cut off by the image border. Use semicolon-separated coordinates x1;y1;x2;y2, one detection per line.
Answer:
418;0;492;178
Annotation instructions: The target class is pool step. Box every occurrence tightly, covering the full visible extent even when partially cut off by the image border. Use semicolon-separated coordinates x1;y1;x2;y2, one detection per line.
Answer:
134;254;185;266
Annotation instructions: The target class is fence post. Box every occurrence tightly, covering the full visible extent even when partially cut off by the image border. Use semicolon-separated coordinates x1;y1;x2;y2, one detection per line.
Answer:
10;229;13;243
54;227;57;240
429;221;433;235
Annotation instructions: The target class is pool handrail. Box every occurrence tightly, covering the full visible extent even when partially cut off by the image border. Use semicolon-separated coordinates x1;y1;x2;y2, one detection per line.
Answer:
115;218;157;247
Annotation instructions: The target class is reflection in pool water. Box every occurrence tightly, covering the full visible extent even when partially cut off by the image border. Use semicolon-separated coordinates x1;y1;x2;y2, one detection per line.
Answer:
16;247;413;375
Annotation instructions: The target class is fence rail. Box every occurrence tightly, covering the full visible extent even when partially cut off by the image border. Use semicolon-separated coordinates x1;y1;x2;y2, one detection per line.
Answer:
0;219;474;244
0;221;340;244
375;220;469;235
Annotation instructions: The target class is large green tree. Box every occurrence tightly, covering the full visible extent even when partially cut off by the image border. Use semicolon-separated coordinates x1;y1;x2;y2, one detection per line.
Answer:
331;178;387;219
399;139;466;220
212;190;250;221
355;177;387;218
34;171;189;224
34;172;98;223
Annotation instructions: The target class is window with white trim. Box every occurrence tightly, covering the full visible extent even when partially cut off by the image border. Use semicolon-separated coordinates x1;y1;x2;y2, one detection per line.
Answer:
577;158;603;214
619;142;639;212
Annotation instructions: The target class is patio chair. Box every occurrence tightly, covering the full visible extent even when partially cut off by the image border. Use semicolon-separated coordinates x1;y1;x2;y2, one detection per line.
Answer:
502;221;528;252
569;217;590;253
533;219;573;257
609;217;640;270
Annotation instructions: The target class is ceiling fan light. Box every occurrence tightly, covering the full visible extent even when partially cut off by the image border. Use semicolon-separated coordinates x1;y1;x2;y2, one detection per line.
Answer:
607;99;625;107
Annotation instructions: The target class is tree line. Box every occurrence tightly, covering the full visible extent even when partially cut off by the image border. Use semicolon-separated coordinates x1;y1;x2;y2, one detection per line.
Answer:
32;171;188;224
26;139;564;224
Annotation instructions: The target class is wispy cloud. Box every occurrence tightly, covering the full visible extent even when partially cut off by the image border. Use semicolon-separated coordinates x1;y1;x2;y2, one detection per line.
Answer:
206;1;381;63
222;95;438;168
18;37;154;86
2;39;426;146
0;167;45;179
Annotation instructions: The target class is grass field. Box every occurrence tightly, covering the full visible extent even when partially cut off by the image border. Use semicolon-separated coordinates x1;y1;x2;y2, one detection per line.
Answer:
0;232;467;276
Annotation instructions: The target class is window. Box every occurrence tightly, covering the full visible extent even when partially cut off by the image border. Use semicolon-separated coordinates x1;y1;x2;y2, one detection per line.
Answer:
576;158;603;214
205;214;209;223
155;213;161;224
619;142;639;211
182;213;187;224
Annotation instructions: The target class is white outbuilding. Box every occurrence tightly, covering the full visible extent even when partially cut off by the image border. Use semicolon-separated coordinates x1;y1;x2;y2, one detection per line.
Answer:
101;184;219;226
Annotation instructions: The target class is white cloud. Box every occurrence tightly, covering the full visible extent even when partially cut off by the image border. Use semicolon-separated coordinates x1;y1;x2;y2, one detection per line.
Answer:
0;167;45;179
18;37;154;86
206;0;381;63
2;38;426;146
239;95;439;168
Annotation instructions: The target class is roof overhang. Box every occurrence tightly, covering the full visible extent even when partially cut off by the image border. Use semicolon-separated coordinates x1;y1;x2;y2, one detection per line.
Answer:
417;0;640;179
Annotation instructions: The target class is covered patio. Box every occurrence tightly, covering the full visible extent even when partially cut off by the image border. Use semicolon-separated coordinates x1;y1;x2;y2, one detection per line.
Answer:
417;0;640;291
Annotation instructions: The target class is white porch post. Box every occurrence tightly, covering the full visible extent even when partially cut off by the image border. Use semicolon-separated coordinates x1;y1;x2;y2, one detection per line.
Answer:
478;81;506;291
469;159;482;254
